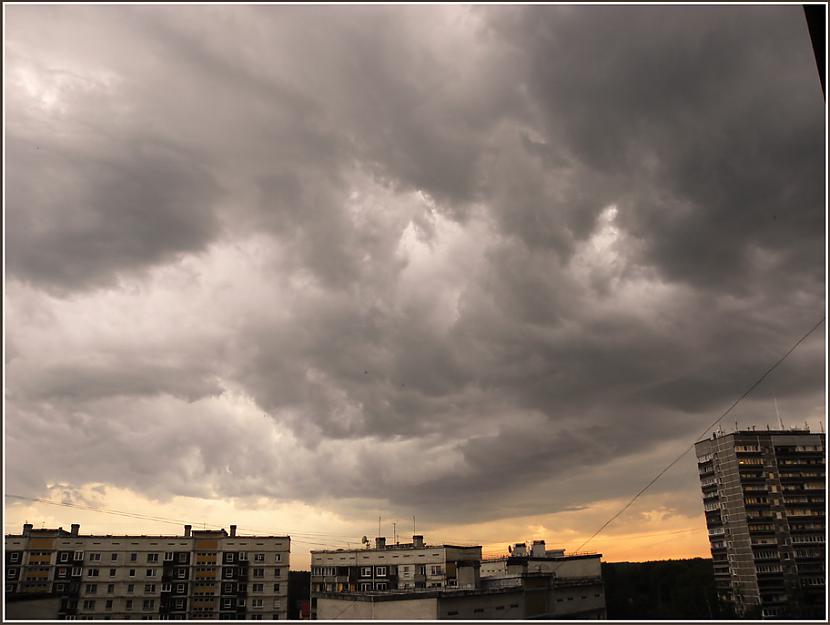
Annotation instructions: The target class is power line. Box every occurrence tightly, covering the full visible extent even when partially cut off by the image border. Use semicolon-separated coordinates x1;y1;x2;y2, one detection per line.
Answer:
568;315;825;556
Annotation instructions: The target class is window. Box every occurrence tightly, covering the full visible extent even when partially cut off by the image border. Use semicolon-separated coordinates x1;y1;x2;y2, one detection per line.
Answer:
87;569;100;577
274;567;281;577
225;552;234;563
175;600;184;610
56;583;65;592
71;567;82;576
59;553;69;563
74;551;84;561
145;584;156;593
90;553;102;561
430;565;442;575
105;600;113;610
142;599;154;610
83;600;96;610
273;584;280;592
109;569;116;577
107;584;114;594
177;553;187;563
164;552;174;561
274;554;281;562
162;583;171;592
255;553;265;562
129;569;136;577
111;554;118;561
6;569;16;579
375;582;387;591
237;583;245;592
128;584;135;593
147;553;159;563
253;568;264;578
376;567;387;577
176;569;186;579
361;567;372;577
252;599;263;608
224;568;235;578
253;583;264;593
239;552;248;561
125;600;133;611
223;599;233;609
57;569;67;578
85;584;97;594
146;569;157;577
359;582;372;591
176;583;185;594
130;553;138;562
251;616;262;621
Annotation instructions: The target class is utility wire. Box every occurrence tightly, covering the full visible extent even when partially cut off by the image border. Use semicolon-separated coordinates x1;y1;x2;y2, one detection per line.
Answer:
567;315;825;556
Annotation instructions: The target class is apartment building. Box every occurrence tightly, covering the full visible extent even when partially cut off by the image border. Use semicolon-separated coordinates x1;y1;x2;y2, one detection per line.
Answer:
695;428;825;619
309;535;481;618
5;523;290;620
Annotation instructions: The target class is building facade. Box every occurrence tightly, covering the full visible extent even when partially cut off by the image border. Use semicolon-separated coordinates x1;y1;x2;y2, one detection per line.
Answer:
310;536;481;618
480;540;605;619
695;428;825;619
316;572;605;620
5;523;290;620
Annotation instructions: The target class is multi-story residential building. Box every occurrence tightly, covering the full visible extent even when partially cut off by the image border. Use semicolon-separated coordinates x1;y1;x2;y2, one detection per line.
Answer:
309;536;481;618
4;523;290;620
695;427;825;619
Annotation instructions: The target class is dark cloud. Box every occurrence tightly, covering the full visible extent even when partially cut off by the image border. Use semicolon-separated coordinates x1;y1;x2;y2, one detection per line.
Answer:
4;4;825;532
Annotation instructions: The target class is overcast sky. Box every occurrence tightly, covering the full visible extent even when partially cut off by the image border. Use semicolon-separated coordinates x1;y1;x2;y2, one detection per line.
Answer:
4;4;825;567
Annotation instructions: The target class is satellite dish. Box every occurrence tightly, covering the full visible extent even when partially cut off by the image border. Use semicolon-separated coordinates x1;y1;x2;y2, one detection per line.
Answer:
508;545;512;554
361;536;369;548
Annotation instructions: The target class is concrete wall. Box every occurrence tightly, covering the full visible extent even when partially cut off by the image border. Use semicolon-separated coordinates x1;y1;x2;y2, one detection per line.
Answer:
527;556;601;578
438;591;524;619
317;597;438;619
5;597;62;620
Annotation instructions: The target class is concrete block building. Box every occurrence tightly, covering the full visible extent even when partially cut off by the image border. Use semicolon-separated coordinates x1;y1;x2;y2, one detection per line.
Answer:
310;535;481;618
695;427;825;619
5;523;290;620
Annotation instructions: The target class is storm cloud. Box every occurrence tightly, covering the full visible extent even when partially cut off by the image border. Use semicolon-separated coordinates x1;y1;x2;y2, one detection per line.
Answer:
5;5;824;540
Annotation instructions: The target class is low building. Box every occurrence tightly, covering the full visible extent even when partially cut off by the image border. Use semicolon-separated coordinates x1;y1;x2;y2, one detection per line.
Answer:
315;539;605;620
310;535;481;618
5;523;290;620
481;540;603;581
316;572;605;620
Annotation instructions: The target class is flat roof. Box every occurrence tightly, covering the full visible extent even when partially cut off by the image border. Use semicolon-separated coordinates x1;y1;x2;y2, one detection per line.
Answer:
5;533;290;540
311;544;480;554
316;586;519;602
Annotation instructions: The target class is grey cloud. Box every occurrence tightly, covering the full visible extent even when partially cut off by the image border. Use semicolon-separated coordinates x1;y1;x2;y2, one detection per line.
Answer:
4;5;825;530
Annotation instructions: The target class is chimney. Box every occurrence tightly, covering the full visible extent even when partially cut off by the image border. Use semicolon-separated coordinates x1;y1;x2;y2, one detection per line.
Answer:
375;537;386;550
70;524;80;537
412;535;424;549
531;540;546;557
184;525;192;538
230;525;237;537
23;523;33;536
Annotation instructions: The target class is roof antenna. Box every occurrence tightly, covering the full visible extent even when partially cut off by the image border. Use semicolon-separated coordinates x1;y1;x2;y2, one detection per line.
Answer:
775;398;785;430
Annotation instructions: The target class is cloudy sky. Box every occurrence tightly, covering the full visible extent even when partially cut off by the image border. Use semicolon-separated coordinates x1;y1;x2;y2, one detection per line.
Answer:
4;4;825;567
